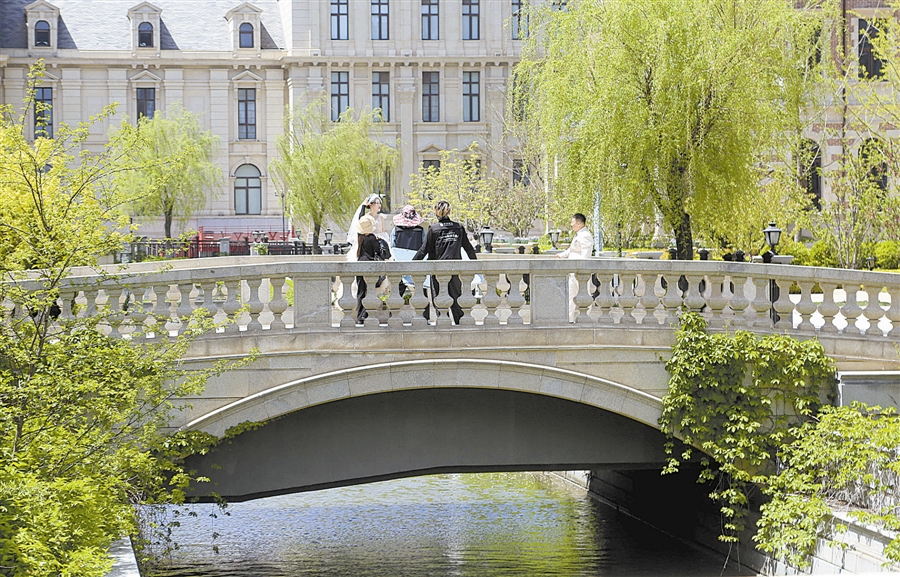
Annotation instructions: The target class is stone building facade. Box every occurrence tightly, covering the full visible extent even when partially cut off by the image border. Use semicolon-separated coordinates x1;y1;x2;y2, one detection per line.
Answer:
0;0;528;238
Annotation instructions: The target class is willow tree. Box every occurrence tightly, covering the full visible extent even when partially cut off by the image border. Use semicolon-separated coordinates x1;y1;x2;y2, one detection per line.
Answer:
270;100;398;248
114;105;222;239
514;0;821;259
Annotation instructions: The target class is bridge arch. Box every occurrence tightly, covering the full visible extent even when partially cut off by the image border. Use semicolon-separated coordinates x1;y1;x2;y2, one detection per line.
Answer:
183;361;671;501
184;359;664;438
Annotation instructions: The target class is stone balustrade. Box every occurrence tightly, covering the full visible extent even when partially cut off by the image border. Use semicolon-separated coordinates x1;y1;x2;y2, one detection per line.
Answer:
14;257;900;339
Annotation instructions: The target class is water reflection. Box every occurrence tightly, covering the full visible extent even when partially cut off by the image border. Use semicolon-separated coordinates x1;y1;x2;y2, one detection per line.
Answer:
149;473;748;577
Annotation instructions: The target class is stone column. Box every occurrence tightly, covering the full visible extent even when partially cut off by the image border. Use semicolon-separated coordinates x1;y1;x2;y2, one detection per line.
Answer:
164;67;184;108
397;72;417;196
60;68;82;132
208;69;231;216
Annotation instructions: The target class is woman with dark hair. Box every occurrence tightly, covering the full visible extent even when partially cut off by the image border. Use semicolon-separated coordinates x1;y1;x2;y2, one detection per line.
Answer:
347;193;388;261
355;214;381;324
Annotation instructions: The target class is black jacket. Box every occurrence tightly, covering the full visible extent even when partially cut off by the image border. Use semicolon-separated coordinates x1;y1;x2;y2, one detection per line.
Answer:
412;217;477;261
357;233;380;261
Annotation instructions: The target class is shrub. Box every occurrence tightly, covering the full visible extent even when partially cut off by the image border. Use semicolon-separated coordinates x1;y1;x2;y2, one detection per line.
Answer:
873;241;900;270
806;240;839;268
775;238;810;265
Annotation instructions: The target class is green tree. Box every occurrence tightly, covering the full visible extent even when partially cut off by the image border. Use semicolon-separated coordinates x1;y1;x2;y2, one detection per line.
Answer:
114;105;222;239
270;100;398;249
514;0;821;259
407;145;496;234
0;65;232;577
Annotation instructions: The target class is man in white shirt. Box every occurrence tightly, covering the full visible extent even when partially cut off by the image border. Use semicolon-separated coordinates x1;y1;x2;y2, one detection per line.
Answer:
557;213;594;321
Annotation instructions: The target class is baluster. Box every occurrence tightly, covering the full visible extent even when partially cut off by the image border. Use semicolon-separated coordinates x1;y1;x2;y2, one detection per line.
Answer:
863;285;885;336
148;285;172;337
198;281;219;322
660;274;683;326
795;281;817;332
616;274;639;325
817;283;840;333
57;288;77;323
637;274;661;325
573;272;594;324
725;276;749;328
749;278;773;328
705;275;728;328
683;275;706;314
456;274;478;326
506;274;526;325
221;280;242;332
772;279;795;330
338;277;358;328
105;286;125;338
481;274;502;327
128;287;148;340
409;274;430;328
593;273;616;324
362;274;382;328
83;287;100;318
386;276;406;329
245;278;264;331
840;284;863;335
174;283;195;335
269;277;289;330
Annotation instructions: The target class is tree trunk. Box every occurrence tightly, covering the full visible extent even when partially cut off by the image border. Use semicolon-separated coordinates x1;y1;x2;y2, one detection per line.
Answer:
674;209;693;261
313;222;321;254
164;208;173;240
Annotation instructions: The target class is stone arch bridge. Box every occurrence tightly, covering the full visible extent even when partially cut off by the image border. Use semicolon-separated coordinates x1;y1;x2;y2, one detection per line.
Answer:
53;257;900;500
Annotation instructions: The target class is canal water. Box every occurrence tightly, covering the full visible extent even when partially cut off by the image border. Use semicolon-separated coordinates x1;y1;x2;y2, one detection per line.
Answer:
148;472;750;577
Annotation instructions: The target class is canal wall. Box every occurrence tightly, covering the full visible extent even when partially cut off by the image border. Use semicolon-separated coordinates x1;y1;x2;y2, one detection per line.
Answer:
587;469;900;575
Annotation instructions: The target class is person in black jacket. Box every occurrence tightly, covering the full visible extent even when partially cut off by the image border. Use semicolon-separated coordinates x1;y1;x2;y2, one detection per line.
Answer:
355;214;382;324
412;200;477;324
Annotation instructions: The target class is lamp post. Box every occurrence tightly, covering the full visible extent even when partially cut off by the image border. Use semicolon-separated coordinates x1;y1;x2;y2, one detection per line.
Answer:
324;228;333;245
549;229;560;250
763;222;782;324
479;226;494;253
280;190;287;242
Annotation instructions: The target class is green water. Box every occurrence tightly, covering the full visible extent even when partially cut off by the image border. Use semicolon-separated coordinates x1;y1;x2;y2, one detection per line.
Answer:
148;472;749;576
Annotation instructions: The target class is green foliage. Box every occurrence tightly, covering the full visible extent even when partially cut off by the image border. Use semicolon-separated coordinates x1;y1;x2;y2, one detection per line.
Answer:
660;313;836;544
0;64;244;577
514;0;822;259
491;182;545;239
807;240;840;269
114;104;222;239
775;238;810;266
270;99;398;246
873;241;900;270
756;403;900;568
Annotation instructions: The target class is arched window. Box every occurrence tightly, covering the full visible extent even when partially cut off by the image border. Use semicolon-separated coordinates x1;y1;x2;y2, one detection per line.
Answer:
138;22;153;47
34;20;51;46
799;139;822;209
239;22;254;48
861;138;888;192
234;164;262;215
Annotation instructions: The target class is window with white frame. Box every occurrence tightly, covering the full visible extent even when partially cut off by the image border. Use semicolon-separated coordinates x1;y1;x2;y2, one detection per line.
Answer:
422;0;438;40
462;71;480;122
234;164;262;215
34;87;53;138
136;87;155;119
372;72;390;122
372;0;389;40
238;88;256;139
331;0;349;40
858;19;884;80
239;22;254;48
422;71;440;122
331;71;350;121
138;22;154;47
34;20;51;46
462;0;479;41
512;0;524;40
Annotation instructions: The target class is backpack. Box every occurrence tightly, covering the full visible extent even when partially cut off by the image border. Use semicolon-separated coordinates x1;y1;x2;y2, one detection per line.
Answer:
393;226;424;251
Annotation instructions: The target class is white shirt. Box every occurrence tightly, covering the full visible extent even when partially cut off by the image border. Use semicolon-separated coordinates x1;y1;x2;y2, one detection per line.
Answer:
559;227;593;259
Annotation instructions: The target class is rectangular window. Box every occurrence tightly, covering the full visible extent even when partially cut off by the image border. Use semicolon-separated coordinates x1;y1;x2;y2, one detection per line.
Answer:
34;87;52;138
422;71;440;122
372;72;390;122
551;0;567;10
858;19;884;80
463;71;480;122
462;0;479;40
422;0;439;40
331;0;349;40
422;159;441;172
372;0;389;40
238;88;257;140
513;159;530;186
136;87;155;119
331;71;349;121
512;0;524;40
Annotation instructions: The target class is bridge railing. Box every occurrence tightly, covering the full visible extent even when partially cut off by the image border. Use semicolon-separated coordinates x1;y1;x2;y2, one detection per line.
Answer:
16;257;900;339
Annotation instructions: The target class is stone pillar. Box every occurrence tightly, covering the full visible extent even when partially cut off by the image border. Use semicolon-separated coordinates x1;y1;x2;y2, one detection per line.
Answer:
397;72;417;197
164;67;184;108
209;69;231;216
107;68;128;128
60;68;82;132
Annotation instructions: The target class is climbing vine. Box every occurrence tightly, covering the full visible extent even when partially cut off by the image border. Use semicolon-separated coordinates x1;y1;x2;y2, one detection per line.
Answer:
659;313;836;545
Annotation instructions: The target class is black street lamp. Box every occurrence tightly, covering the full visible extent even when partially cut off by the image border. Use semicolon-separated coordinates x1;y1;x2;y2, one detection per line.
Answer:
324;228;333;245
549;229;561;249
867;255;876;270
479;226;494;253
763;222;783;324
